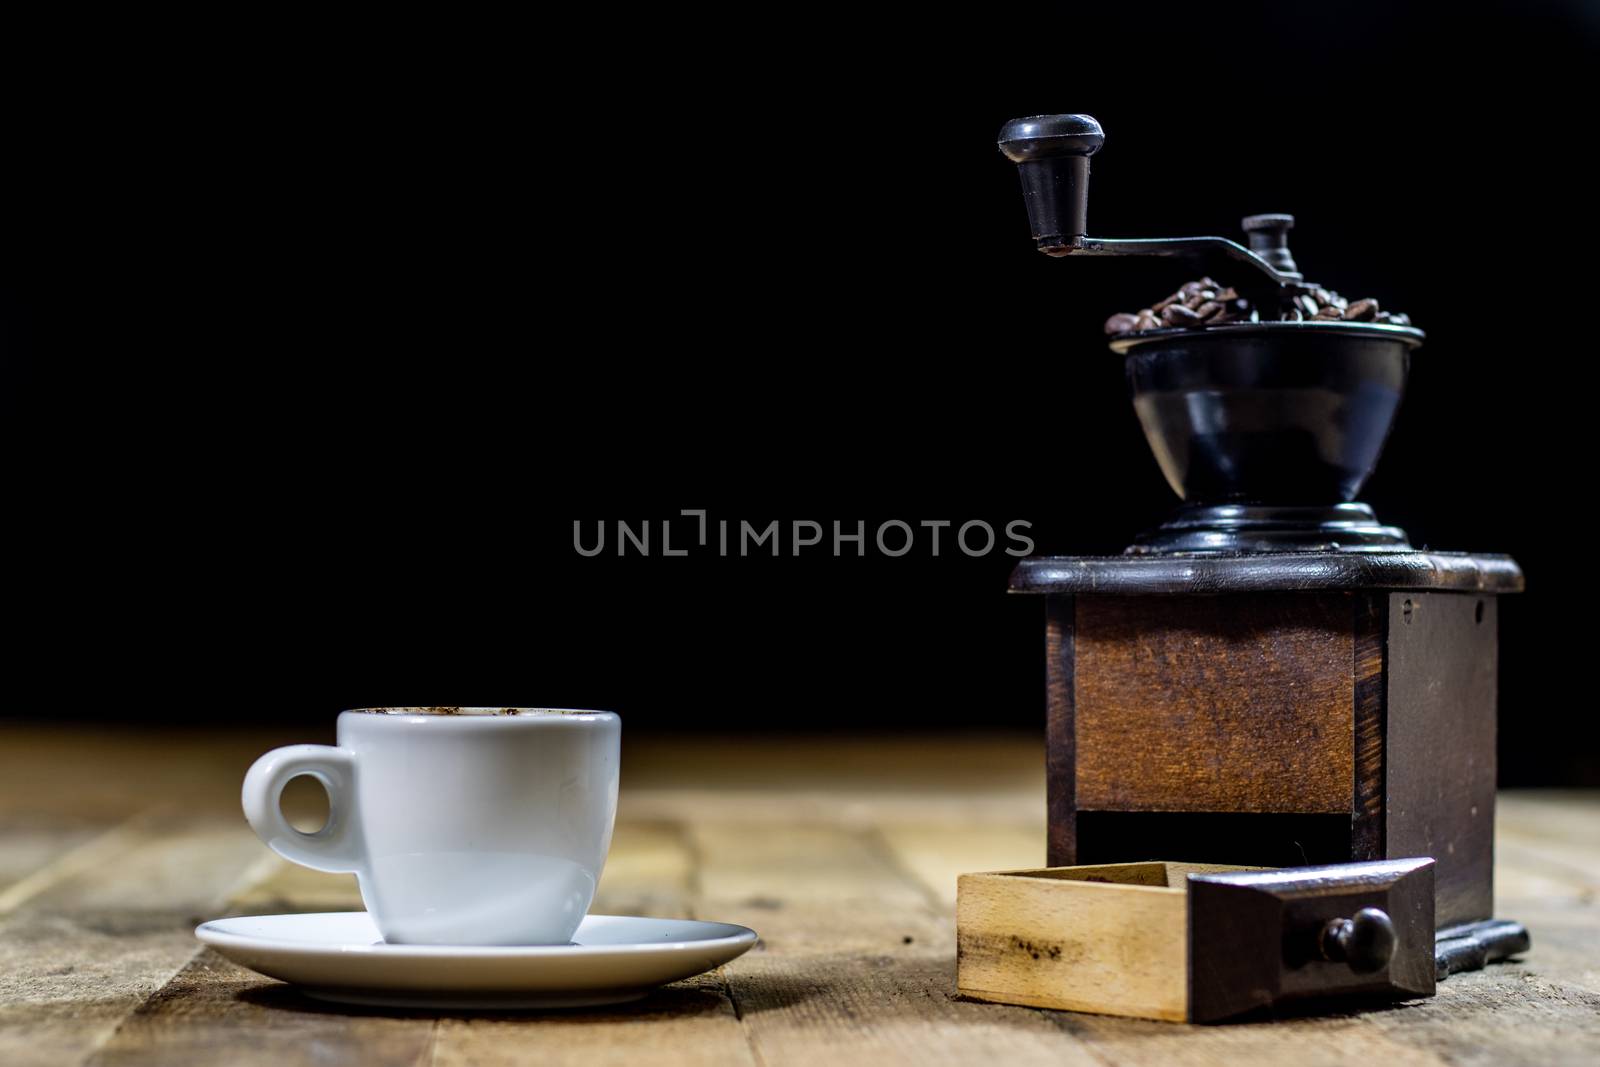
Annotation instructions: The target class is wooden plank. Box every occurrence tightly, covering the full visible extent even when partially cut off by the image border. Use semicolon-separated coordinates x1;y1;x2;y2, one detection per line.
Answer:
0;814;120;898
1496;806;1600;908
0;811;267;1067
431;973;754;1067
225;858;362;915
1493;797;1600;995
1494;848;1596;907
1497;791;1600;846
620;736;1044;796
34;817;262;915
0;728;309;821
0;909;214;1067
622;789;1042;831
692;824;933;909
1360;965;1600;1064
590;821;695;918
741;932;1108;1064
878;825;1042;909
618;735;1042;835
83;951;437;1067
712;902;1105;1066
1497;900;1600;997
689;822;1107;1066
1074;594;1356;814
0;811;168;916
1496;792;1600;891
1049;1008;1453;1067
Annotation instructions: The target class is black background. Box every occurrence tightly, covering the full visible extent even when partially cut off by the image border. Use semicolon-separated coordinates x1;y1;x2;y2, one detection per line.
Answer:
5;2;1597;784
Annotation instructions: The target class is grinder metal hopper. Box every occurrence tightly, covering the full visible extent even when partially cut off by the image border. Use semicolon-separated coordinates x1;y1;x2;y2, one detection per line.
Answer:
999;113;1424;553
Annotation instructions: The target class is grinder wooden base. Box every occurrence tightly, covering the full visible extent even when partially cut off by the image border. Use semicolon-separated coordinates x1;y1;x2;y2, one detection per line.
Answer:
1009;551;1525;944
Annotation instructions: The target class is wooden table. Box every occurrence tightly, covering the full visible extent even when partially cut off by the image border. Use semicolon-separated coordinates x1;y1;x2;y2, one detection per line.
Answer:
2;727;1596;1066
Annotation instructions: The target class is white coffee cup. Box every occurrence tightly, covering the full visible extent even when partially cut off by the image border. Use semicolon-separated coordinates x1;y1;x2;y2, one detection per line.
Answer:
242;707;619;946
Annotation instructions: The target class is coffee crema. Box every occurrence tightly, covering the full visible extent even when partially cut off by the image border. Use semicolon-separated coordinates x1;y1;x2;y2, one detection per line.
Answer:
348;707;604;717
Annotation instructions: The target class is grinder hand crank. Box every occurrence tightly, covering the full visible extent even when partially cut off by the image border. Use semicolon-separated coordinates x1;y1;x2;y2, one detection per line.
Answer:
996;114;1310;296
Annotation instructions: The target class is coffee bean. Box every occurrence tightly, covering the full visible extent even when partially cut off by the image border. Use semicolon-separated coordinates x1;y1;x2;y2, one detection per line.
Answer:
1212;297;1253;323
1108;278;1409;338
1162;303;1202;326
1344;298;1379;321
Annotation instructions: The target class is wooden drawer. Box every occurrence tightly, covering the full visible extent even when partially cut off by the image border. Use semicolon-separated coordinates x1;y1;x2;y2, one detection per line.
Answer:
957;859;1435;1023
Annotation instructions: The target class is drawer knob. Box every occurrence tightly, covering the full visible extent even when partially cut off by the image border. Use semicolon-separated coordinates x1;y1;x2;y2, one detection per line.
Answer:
1319;907;1397;973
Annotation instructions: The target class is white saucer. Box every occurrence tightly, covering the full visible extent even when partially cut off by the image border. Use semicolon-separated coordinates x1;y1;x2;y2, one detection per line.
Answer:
195;912;759;1009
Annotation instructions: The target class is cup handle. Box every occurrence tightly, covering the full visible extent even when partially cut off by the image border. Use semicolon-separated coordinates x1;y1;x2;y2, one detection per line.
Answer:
241;744;363;873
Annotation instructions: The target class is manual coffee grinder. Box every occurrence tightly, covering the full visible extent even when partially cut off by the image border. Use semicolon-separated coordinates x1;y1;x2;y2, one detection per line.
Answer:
998;114;1527;975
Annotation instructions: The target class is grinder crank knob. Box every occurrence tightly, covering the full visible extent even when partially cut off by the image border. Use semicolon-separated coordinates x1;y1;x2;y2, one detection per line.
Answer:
1241;213;1302;279
997;114;1104;255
